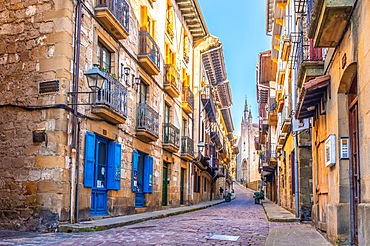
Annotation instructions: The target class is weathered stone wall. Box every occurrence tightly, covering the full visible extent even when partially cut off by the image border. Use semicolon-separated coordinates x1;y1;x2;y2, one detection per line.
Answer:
0;0;74;231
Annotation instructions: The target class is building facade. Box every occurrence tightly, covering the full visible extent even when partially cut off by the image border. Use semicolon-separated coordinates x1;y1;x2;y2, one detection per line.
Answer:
262;0;370;245
236;99;260;191
0;0;237;231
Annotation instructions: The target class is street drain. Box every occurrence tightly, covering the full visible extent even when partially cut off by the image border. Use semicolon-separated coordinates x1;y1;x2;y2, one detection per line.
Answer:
209;234;240;241
127;225;157;229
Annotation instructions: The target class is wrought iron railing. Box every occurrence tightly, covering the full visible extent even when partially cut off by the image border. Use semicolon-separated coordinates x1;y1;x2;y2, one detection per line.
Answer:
96;0;130;33
181;136;194;157
137;103;159;137
164;64;180;91
94;72;127;117
182;86;194;110
139;30;161;69
163;123;180;148
268;97;278;112
282;94;292;122
297;32;322;67
306;0;317;27
166;20;174;41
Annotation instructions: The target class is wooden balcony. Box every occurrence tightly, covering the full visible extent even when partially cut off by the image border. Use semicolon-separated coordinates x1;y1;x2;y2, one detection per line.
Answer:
164;64;180;98
136;103;159;142
181;136;194;161
138;31;160;75
182;86;194;114
307;0;353;47
95;0;129;40
91;72;127;124
163;123;180;153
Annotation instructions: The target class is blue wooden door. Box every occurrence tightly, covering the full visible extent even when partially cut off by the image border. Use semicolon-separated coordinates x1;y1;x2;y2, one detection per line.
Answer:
91;138;108;216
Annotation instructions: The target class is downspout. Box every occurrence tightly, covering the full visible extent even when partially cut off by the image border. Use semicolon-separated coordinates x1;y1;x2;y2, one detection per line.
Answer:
70;0;82;223
291;2;299;218
75;120;81;222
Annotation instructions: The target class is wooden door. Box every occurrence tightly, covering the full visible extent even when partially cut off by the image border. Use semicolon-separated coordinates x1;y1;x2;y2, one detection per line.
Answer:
317;142;328;232
162;165;168;206
315;116;328;232
349;76;360;245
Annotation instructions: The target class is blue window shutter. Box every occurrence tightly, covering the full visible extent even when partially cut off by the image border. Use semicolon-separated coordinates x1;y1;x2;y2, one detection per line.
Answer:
84;131;95;187
107;142;122;190
132;150;139;192
143;155;153;193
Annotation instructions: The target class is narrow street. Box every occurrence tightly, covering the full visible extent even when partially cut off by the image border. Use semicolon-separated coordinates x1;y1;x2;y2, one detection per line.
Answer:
0;185;305;245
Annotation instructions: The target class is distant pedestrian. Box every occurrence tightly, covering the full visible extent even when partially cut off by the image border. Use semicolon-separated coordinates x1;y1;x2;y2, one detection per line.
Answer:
219;187;224;196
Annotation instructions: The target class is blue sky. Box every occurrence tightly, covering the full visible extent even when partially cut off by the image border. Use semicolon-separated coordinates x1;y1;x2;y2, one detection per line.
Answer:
198;1;271;136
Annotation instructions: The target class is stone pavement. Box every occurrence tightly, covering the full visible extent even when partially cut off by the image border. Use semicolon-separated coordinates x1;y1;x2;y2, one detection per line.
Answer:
59;199;226;232
264;223;332;246
261;199;300;222
0;183;332;245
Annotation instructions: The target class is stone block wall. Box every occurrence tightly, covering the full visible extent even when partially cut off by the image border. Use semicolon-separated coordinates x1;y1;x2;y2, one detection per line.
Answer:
0;0;73;231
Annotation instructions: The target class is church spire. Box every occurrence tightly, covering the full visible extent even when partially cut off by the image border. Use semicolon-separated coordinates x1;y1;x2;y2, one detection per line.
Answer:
244;96;248;112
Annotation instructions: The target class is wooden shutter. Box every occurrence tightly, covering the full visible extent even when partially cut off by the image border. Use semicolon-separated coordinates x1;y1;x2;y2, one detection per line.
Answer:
143;155;153;193
84;131;95;188
107;142;122;190
132;150;139;192
140;6;148;30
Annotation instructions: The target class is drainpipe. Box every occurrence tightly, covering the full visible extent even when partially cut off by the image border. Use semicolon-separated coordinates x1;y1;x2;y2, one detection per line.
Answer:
291;2;299;218
70;0;82;223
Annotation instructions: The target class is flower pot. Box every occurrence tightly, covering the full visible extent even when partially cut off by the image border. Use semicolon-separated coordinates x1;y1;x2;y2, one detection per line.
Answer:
255;198;260;204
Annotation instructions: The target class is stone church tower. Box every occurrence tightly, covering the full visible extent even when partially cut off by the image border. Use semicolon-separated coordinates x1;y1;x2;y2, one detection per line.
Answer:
236;98;260;189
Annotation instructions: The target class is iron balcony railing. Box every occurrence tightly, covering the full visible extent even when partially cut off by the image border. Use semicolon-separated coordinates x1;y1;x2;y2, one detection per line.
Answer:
296;29;322;70
181;136;194;157
182;86;194;110
166;20;174;41
163;123;180;148
164;64;180;91
96;0;130;33
306;0;317;28
139;30;161;69
94;72;127;117
137;103;159;137
268;97;278;112
282;94;292;121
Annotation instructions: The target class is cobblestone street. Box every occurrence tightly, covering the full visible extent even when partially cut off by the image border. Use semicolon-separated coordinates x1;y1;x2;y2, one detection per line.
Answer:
0;185;305;246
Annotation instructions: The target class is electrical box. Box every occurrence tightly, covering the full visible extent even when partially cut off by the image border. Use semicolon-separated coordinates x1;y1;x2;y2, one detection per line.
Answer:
340;137;350;159
325;134;336;167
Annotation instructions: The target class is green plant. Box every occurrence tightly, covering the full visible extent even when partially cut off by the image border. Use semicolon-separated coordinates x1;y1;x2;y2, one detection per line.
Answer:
253;191;264;200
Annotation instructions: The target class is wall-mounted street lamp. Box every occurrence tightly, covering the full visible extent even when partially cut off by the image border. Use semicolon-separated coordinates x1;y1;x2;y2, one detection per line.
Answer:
84;64;106;92
123;67;130;84
198;141;206;153
133;77;141;91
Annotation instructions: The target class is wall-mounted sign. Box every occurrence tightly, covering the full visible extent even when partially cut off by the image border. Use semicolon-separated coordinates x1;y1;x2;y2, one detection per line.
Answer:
292;118;310;132
340;137;350;159
325;134;336;167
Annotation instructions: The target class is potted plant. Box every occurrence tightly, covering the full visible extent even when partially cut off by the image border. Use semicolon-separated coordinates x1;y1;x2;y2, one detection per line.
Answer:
253;190;264;204
224;192;232;202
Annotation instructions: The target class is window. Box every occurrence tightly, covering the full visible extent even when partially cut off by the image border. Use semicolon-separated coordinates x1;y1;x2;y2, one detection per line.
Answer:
139;82;148;104
140;5;156;39
182;118;187;136
97;42;111;72
164;103;170;124
204;177;207;192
